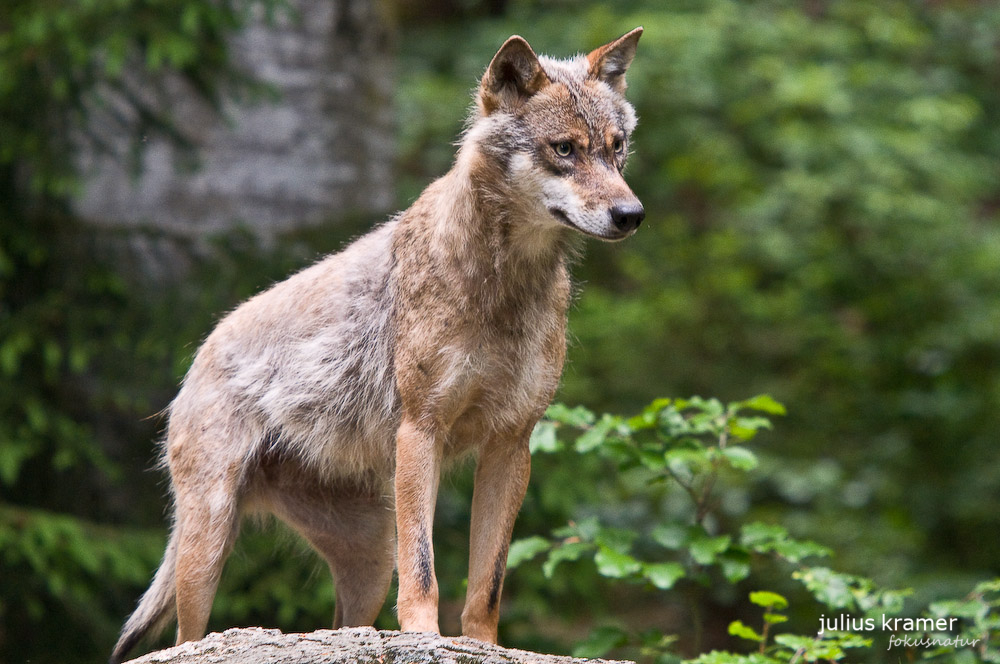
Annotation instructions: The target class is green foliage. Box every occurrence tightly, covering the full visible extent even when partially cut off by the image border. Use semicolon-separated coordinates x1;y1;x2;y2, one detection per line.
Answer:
0;0;287;661
792;567;910;616
4;0;1000;661
582;0;1000;586
924;580;1000;662
0;505;165;652
516;396;798;579
511;397;995;662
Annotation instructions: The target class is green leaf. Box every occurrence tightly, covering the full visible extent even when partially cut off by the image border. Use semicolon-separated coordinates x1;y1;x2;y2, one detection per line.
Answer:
774;633;870;659
647;397;674;412
737;394;787;416
181;3;202;35
689;533;731;565
793;567;857;610
652;523;690;550
570;516;602;541
545;403;595;428
1;331;32;375
720;446;758;471
686;396;725;418
0;439;37;486
529;420;559;453
575;414;619;452
595;527;638;554
666;446;711;476
594;545;642;579
973;578;1000;595
719;549;752;583
542;541;592;579
575;426;607;453
728;620;762;642
572;625;628;659
728;417;773;441
741;522;789;548
507;536;550;569
637;446;668;471
772;538;832;563
740;522;830;562
627;410;658;431
643;562;685;589
750;590;788;610
929;598;988;621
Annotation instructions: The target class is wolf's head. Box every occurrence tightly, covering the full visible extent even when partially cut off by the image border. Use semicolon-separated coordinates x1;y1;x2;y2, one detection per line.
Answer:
469;28;644;241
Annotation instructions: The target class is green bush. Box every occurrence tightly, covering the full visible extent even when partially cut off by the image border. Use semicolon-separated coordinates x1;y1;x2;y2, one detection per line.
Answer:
0;1;288;661
510;397;998;662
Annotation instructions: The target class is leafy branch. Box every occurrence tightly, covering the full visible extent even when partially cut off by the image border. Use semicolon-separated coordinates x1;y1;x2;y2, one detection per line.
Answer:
511;397;992;662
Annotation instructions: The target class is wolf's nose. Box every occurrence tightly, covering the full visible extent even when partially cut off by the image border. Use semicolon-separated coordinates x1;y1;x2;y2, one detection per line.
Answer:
610;204;645;232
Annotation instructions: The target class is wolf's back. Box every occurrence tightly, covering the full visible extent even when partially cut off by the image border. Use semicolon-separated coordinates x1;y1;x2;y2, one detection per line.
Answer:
169;221;402;479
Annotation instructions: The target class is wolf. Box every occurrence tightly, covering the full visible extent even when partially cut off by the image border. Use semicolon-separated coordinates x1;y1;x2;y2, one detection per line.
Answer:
111;27;644;663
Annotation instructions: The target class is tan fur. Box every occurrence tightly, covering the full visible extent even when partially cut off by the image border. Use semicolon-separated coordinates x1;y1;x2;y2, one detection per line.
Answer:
111;28;643;663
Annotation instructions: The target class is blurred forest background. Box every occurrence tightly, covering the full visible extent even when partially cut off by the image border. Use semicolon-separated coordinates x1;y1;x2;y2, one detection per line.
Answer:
2;0;999;662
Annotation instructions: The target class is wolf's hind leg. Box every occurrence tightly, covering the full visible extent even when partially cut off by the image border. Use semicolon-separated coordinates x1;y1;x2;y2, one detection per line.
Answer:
270;481;396;628
172;485;241;645
320;500;396;628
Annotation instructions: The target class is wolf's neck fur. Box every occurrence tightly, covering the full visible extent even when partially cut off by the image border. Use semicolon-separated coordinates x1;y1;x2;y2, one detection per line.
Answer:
428;129;571;311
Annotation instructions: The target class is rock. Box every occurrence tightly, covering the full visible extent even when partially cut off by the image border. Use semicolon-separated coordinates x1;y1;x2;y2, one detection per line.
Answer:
125;627;635;664
75;0;395;241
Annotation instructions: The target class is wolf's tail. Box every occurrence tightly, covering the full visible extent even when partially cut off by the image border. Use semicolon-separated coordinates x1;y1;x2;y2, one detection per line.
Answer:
109;530;178;664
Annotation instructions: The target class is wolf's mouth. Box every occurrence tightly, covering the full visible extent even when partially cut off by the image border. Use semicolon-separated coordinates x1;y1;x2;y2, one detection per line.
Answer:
548;207;574;228
547;207;629;241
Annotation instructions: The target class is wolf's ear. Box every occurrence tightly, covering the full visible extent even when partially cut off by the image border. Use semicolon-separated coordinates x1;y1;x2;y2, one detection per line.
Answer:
479;36;550;115
587;27;643;94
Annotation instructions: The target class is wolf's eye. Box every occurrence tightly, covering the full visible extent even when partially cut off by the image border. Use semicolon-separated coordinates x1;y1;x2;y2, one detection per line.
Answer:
613;139;625;155
553;142;574;158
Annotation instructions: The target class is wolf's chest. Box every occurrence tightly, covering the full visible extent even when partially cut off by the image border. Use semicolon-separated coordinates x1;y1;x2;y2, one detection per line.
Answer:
438;319;566;458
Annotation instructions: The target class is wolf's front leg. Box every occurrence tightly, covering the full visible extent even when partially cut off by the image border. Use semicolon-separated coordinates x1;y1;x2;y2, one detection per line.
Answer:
394;417;443;634
461;429;533;642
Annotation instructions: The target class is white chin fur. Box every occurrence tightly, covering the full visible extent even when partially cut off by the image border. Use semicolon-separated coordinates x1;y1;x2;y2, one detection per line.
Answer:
547;207;630;241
